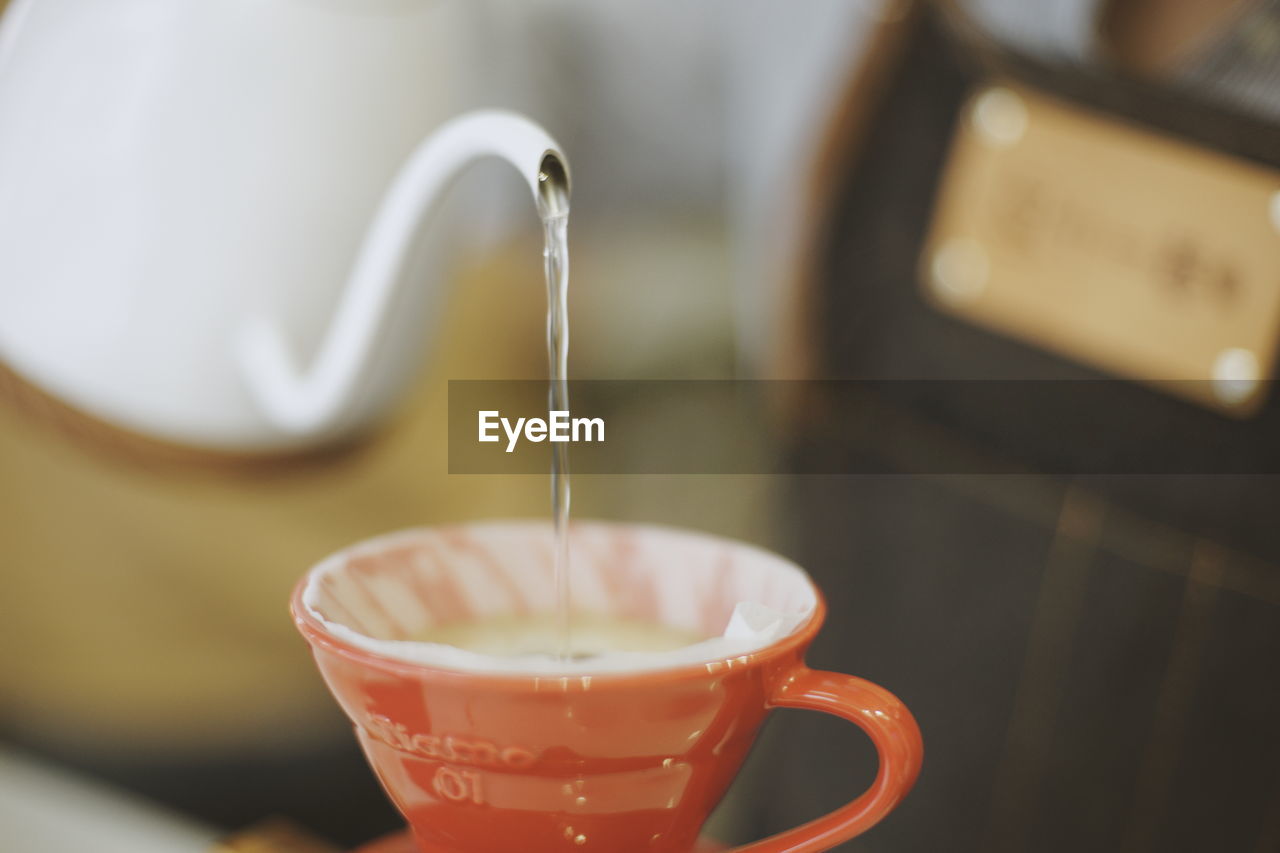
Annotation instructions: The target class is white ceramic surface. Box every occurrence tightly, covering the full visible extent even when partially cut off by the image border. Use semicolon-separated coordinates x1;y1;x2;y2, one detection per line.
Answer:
0;747;215;853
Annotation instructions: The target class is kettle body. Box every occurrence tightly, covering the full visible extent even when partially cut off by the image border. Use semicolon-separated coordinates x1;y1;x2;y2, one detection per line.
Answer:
0;0;472;451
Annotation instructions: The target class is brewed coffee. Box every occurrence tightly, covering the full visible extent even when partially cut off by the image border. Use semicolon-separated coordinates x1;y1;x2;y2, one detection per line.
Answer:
413;612;704;660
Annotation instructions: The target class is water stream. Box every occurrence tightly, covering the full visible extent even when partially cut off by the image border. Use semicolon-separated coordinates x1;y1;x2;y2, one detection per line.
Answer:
538;165;572;659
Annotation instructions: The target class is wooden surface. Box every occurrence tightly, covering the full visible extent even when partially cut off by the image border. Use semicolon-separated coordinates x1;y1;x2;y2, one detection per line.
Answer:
353;831;727;853
0;244;550;758
215;819;342;853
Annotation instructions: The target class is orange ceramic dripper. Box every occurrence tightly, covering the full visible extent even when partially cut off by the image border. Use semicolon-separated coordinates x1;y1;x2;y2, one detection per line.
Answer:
292;521;922;853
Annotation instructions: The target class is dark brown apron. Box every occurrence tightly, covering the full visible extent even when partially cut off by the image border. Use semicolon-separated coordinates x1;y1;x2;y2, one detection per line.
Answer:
737;3;1280;850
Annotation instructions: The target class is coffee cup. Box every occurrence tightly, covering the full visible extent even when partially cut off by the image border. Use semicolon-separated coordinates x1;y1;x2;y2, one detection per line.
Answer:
292;521;922;852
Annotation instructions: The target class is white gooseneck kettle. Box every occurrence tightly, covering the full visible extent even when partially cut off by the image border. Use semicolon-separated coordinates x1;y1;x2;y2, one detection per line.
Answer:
0;0;568;452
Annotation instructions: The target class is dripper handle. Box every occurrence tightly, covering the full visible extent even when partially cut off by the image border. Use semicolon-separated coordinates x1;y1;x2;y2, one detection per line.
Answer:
728;666;923;852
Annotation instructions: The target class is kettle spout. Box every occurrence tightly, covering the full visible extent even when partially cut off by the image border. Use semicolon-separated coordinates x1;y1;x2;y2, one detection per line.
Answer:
236;110;570;438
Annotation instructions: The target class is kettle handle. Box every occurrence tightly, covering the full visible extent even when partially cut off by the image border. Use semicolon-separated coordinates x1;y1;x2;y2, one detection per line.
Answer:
236;110;568;436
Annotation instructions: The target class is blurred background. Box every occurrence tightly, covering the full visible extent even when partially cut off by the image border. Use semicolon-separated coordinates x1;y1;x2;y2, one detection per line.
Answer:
1;0;1278;851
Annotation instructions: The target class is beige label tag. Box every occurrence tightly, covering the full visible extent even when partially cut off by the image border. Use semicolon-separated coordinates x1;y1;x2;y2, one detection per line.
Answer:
922;83;1280;415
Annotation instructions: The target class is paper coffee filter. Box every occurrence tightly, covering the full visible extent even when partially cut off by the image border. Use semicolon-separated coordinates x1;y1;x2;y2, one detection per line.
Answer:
302;522;817;675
